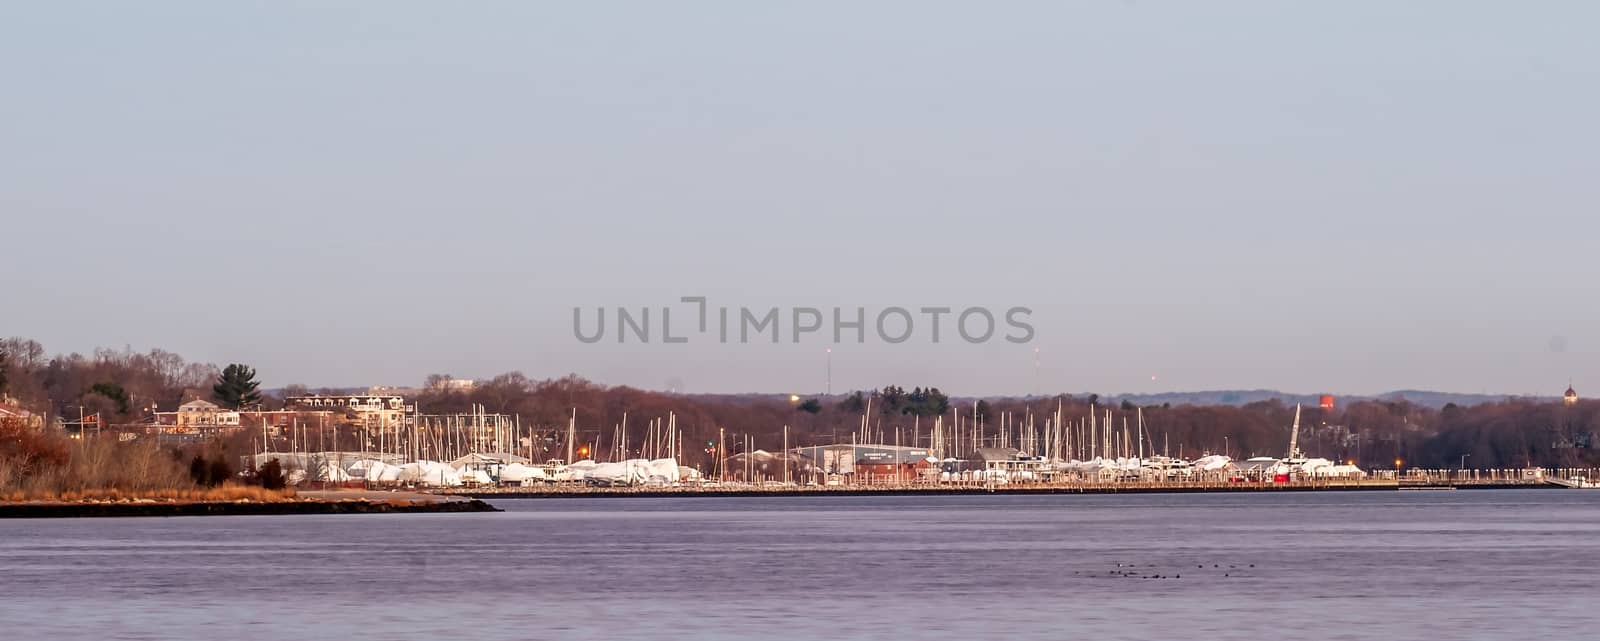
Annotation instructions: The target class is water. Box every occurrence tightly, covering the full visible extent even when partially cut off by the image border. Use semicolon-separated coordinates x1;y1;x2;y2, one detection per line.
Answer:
2;489;1596;640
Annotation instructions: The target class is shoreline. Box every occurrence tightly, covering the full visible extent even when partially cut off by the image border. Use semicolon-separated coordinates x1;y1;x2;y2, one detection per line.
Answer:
3;482;1556;515
451;480;1550;500
0;495;500;519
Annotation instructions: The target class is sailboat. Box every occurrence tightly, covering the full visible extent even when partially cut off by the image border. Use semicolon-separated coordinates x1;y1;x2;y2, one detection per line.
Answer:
1273;404;1309;482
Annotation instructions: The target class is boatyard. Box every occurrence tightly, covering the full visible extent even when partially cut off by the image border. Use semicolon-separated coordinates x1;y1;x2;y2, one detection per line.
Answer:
245;401;1598;497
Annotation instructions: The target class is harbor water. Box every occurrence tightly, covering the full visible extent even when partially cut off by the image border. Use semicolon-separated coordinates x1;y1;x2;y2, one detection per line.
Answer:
2;490;1597;640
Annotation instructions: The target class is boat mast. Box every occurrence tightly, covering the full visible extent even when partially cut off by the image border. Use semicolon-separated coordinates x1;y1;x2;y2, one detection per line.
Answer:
1287;403;1303;460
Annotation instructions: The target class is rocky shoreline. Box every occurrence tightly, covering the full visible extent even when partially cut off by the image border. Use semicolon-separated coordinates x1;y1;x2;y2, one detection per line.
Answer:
0;497;500;519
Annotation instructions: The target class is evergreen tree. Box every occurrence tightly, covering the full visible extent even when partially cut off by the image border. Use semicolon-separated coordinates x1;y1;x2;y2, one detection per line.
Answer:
879;385;906;414
189;455;210;486
256;459;286;490
838;391;867;413
213;363;262;409
90;382;130;415
0;347;8;396
975;399;992;422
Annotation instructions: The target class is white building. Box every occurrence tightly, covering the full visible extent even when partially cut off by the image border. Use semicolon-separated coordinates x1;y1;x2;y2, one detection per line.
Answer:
176;399;240;430
285;394;412;432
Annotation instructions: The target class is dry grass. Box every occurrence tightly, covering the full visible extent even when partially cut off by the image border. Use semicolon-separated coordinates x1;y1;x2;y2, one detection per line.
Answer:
4;483;297;504
2;426;298;504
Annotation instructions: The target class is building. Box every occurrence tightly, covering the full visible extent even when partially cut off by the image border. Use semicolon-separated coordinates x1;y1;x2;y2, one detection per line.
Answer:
428;378;477;392
0;401;44;429
969;447;1055;479
787;443;934;482
1565;384;1579;406
148;407;336;439
176;399;240;430
286;394;412;432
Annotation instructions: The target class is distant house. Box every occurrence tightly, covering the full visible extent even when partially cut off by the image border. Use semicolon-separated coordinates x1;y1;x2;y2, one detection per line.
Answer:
177;399;240;430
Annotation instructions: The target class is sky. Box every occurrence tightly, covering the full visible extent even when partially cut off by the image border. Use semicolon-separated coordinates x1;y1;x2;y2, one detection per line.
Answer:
2;1;1596;397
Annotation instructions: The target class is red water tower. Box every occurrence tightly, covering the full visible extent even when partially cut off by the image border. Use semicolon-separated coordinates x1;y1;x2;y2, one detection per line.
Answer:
1319;394;1335;411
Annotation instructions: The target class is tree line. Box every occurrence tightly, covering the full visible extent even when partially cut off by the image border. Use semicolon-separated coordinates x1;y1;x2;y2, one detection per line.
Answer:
2;336;1597;471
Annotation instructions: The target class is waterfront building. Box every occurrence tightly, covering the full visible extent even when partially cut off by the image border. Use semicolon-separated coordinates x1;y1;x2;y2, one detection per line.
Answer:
787;443;933;482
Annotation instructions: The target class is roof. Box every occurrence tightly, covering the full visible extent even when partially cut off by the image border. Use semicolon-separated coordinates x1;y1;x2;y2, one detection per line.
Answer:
973;447;1023;462
179;399;221;411
286;394;405;402
1566;386;1578;397
0;402;35;419
789;444;932;464
450;452;531;467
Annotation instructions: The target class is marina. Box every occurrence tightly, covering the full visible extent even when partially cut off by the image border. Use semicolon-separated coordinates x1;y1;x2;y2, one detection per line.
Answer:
249;403;1596;497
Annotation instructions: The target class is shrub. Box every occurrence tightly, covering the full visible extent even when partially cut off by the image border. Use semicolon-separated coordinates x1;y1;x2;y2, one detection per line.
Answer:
189;455;210;486
257;459;286;490
186;454;236;487
208;458;233;485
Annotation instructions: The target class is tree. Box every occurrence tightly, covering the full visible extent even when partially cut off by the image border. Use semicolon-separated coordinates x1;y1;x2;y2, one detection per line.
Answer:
838;391;867;413
213;364;262;409
189;455;212;486
878;385;907;414
901;386;950;417
797;398;823;414
256;459;286;490
0;346;8;396
190;455;234;486
209;457;234;485
424;373;457;391
90;382;131;415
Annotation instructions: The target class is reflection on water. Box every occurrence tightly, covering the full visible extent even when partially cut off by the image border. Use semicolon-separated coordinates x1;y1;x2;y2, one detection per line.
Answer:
2;490;1597;641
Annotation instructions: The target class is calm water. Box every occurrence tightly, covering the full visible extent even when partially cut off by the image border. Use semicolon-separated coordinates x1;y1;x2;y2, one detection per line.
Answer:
2;490;1597;640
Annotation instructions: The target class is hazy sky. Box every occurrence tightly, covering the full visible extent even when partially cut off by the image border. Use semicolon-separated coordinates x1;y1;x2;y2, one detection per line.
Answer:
2;1;1596;397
